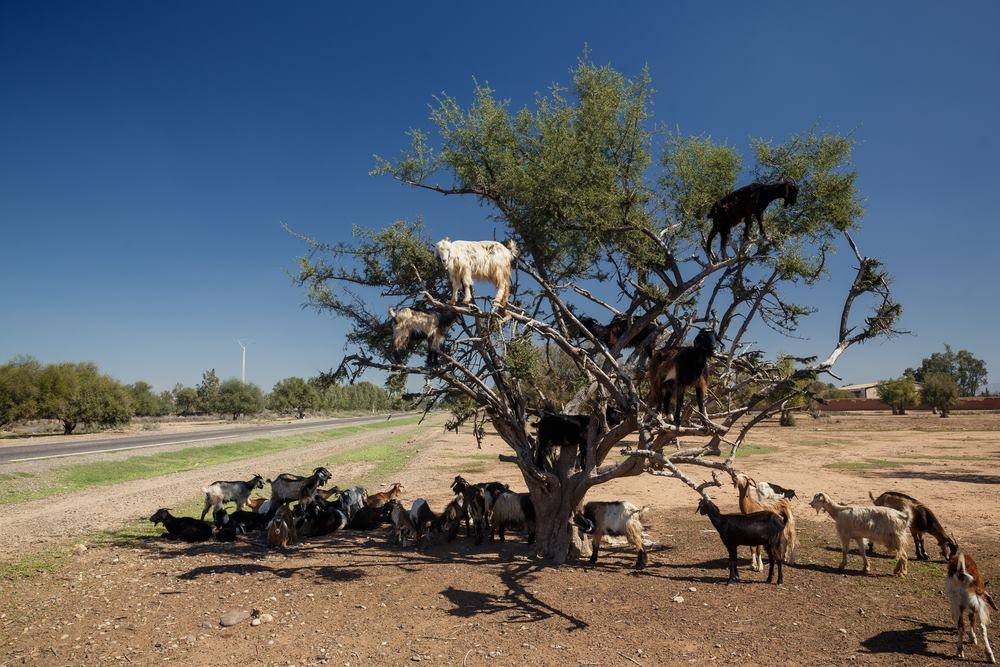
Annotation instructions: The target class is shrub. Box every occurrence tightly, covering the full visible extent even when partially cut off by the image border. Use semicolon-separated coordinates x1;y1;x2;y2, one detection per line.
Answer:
921;372;959;417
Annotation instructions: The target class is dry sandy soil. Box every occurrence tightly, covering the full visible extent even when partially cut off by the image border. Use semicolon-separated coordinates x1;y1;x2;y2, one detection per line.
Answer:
1;412;999;666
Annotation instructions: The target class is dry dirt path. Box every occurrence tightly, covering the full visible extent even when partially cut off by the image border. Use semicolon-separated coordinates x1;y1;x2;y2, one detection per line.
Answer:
0;418;439;559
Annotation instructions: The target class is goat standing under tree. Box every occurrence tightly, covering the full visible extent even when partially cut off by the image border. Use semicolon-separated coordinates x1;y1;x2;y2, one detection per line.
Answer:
289;55;902;563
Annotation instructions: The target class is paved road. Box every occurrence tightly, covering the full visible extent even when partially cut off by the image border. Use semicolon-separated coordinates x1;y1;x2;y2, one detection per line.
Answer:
0;413;411;464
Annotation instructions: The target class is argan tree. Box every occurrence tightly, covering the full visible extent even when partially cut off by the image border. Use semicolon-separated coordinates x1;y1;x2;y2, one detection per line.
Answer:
291;56;901;562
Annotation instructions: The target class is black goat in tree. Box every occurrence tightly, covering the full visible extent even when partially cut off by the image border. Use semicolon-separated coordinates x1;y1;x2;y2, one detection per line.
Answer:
648;329;722;426
707;181;798;256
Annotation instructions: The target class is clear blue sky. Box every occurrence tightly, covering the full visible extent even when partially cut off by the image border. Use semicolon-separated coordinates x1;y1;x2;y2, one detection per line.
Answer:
2;1;998;392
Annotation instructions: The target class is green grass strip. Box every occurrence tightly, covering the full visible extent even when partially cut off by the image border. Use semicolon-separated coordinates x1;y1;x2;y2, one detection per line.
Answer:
0;415;423;506
823;458;902;470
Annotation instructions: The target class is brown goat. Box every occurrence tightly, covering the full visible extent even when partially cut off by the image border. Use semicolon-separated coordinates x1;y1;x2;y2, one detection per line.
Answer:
366;482;405;508
266;505;298;549
946;551;997;663
734;474;797;568
869;490;958;561
245;497;266;512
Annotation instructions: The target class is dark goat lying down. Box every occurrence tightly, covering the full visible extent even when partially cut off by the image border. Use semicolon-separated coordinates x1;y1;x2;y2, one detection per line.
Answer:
150;508;213;543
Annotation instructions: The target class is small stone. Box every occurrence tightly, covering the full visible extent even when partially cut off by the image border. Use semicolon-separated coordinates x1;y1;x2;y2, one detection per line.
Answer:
250;618;261;626
220;610;251;627
838;628;848;635
671;595;684;603
688;587;697;592
410;656;422;662
260;613;273;623
73;544;87;555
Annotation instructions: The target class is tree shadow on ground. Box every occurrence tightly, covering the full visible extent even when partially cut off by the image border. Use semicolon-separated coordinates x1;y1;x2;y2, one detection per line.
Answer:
876;470;1000;485
860;617;954;660
127;527;589;630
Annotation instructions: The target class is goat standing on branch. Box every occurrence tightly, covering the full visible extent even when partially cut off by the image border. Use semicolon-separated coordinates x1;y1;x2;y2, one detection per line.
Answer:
388;307;457;365
434;238;518;308
707;180;798;256
648;329;722;426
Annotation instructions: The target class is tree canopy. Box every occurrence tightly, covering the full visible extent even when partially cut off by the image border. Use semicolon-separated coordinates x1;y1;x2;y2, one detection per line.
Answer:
297;55;900;561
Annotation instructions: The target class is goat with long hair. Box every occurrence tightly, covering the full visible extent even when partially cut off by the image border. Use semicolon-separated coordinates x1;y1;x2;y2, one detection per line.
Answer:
388;307;457;365
434;238;518;307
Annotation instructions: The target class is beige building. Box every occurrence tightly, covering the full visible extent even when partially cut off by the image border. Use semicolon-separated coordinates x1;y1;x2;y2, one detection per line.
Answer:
840;382;881;399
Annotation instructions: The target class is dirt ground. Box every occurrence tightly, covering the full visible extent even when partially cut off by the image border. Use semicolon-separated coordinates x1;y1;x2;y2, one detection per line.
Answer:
2;412;999;666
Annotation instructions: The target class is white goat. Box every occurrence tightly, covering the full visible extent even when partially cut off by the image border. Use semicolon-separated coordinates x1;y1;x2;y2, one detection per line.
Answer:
573;500;649;569
809;492;911;576
434;238;518;307
947;551;997;663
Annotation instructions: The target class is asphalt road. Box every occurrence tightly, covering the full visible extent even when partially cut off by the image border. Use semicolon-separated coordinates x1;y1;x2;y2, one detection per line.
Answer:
0;413;411;464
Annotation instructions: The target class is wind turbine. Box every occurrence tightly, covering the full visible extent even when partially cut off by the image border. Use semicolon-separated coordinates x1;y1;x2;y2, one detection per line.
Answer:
236;338;250;382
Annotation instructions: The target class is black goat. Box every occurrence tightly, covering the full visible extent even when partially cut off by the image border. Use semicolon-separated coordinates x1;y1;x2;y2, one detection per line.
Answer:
150;508;213;543
697;497;785;585
451;475;509;542
213;503;278;534
575;314;658;354
532;408;623;471
490;491;536;543
348;503;394;531
707;181;798;256
297;500;349;538
432;497;467;542
648;329;722;426
268;467;332;505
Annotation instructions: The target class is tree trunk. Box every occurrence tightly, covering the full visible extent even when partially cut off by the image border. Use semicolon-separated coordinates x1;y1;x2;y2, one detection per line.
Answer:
524;446;585;563
63;420;76;435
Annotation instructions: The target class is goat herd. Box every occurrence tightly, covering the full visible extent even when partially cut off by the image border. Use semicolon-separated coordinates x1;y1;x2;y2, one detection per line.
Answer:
147;464;996;663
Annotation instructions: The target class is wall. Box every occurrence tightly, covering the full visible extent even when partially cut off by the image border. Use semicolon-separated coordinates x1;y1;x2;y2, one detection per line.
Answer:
818;397;1000;412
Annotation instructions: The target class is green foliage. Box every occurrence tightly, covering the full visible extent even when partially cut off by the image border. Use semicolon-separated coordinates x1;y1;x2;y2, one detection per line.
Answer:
127;381;172;417
956;349;987;396
196;369;221;414
269;376;320;418
172;384;200;416
0;356;42;428
876;376;919;415
216;379;264;420
911;345;987;396
37;362;134;434
660;132;741;237
310;378;397;413
921;372;960;417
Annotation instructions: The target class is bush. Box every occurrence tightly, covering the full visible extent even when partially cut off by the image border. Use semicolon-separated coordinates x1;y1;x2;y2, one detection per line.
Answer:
876;376;919;415
921;372;959;417
216;379;264;421
269;377;319;418
0;356;42;429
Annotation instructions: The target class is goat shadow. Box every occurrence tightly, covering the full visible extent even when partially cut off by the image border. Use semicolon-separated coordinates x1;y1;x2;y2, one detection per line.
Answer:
860;617;954;660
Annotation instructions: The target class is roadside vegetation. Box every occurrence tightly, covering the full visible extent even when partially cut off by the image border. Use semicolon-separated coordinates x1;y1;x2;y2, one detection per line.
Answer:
0;356;403;436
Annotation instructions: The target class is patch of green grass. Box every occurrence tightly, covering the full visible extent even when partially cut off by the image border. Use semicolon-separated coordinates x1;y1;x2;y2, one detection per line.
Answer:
0;415;423;506
893;453;995;461
0;471;34;482
824;458;903;470
0;547;67;579
310;430;423;487
733;443;778;457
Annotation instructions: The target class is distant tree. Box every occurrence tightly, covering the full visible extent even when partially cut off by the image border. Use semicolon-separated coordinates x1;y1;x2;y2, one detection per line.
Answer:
196;369;221;414
172;384;200;416
127;381;170;417
921;372;959;417
216;379;264;421
956;349;988;397
0;356;42;429
37;362;134;434
876;376;919;415
915;345;957;383
157;390;176;416
269;377;319;418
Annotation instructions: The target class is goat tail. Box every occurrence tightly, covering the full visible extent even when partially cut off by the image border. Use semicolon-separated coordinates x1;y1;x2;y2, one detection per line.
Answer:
869;490;878;503
985;591;998;612
506;239;520;258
